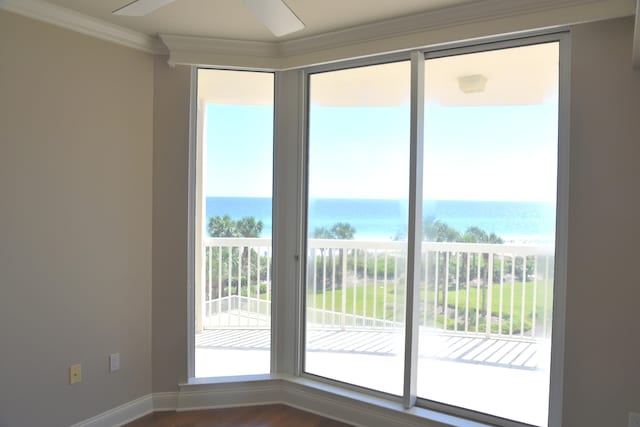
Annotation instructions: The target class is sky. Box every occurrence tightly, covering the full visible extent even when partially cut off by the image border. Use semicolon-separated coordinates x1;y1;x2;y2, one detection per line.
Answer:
204;104;274;198
204;99;558;202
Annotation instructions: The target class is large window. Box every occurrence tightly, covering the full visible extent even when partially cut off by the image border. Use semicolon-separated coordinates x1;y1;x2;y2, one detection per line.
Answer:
194;69;274;378
303;41;560;425
190;35;565;427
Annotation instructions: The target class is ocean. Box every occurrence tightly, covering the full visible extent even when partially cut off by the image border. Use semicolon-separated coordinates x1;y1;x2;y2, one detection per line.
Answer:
206;197;556;243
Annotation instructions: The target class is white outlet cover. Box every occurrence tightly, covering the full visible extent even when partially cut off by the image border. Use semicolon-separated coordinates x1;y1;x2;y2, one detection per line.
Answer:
109;353;120;372
629;412;640;427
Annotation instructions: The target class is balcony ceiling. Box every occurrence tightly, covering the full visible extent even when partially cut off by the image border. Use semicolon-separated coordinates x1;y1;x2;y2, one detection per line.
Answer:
42;0;479;42
197;43;558;107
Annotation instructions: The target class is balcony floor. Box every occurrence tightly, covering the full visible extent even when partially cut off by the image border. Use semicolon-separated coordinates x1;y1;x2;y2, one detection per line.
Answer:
196;328;540;369
195;328;549;426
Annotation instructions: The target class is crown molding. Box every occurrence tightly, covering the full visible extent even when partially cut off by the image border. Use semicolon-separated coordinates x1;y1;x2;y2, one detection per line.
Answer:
633;0;640;68
160;34;280;69
0;0;166;54
275;0;635;68
160;0;635;69
278;0;632;57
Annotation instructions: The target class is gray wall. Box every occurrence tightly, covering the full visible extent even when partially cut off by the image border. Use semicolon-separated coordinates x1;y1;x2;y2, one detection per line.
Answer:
564;16;640;427
151;56;191;392
0;11;153;427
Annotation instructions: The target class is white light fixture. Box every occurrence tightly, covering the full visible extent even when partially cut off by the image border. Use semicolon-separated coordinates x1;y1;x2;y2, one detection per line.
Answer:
243;0;305;37
457;74;488;93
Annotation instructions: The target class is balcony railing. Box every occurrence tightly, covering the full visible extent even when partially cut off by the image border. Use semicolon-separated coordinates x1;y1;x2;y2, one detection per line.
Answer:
201;237;554;341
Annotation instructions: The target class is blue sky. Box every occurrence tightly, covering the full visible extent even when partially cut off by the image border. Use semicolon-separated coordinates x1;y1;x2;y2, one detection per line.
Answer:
422;100;558;202
205;104;274;198
205;99;558;202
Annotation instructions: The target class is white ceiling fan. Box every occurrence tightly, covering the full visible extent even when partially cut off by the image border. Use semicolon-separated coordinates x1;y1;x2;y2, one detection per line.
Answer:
112;0;305;37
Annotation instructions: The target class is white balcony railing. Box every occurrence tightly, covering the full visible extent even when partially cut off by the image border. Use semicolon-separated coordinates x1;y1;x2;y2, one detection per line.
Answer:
201;237;554;341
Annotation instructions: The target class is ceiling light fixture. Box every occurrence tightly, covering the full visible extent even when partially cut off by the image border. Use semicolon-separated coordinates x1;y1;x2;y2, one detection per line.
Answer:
457;74;488;93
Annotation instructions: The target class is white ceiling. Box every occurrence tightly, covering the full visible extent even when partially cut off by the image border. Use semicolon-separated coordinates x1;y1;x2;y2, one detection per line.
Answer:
44;0;479;42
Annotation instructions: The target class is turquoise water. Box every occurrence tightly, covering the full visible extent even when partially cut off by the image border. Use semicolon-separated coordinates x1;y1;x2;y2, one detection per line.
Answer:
206;197;556;243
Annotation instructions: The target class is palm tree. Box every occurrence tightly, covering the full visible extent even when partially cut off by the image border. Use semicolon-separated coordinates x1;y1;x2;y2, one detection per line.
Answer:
330;222;355;239
311;222;356;291
236;217;263;237
424;216;462;242
208;214;238;237
207;215;265;295
462;226;503;318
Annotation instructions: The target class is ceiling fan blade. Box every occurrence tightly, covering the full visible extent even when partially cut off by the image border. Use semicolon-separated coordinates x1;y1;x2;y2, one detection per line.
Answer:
243;0;305;37
113;0;177;16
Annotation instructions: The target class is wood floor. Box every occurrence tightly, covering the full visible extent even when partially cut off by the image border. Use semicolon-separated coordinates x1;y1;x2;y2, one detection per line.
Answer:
124;404;353;427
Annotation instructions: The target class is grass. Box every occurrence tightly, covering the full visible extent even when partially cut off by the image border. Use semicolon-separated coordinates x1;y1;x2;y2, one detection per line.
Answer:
434;279;552;334
308;283;404;321
307;279;553;334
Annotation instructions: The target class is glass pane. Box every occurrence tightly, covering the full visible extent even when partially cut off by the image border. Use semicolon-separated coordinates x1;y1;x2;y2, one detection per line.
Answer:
304;61;410;395
195;69;273;378
418;43;559;426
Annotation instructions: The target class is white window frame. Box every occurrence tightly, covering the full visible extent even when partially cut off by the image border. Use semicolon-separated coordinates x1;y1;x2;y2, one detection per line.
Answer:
186;30;570;427
187;68;277;380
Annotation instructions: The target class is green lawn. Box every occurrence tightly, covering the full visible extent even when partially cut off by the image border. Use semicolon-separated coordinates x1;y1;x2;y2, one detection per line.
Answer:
307;283;404;321
307;279;552;334
435;280;552;334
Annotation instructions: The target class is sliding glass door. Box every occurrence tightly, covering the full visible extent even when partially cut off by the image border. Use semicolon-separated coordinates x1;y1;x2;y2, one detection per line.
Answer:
304;61;410;395
417;42;559;426
304;40;561;426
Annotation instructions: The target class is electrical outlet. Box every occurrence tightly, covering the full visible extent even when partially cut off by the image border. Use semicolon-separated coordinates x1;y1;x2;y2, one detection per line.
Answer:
109;353;120;372
629;412;640;427
69;364;81;384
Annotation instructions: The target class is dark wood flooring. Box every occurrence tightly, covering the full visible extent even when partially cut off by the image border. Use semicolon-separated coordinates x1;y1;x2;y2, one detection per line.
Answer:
124;404;353;427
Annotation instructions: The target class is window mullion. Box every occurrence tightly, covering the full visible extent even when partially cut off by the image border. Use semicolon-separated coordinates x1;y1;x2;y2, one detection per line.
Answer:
403;50;425;409
272;69;306;376
187;65;198;380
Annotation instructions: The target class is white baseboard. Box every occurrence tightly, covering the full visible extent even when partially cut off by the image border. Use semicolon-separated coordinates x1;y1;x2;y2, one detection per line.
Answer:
177;379;281;410
174;377;479;427
70;394;154;427
152;392;178;411
73;377;487;427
